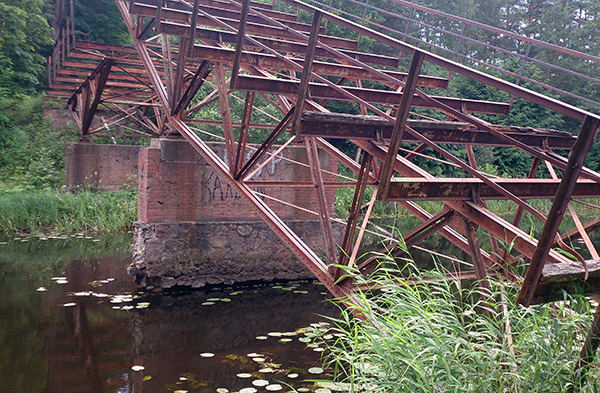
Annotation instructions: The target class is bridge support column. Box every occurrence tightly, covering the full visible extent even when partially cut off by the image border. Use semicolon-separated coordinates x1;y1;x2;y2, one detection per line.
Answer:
129;138;340;290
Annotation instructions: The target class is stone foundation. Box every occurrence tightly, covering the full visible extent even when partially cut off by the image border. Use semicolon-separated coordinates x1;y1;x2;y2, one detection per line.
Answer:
130;220;342;290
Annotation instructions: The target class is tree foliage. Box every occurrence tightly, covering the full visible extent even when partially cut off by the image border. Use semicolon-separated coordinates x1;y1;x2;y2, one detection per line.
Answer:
72;0;130;45
0;0;53;96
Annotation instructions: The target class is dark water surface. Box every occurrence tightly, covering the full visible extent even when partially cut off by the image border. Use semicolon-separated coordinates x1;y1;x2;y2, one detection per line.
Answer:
0;233;338;393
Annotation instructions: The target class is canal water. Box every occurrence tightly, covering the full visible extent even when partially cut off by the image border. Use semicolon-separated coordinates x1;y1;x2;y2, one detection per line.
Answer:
0;233;339;393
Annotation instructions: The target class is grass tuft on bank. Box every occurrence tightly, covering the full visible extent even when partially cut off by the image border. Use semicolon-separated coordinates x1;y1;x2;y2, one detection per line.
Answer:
0;188;137;235
325;253;600;393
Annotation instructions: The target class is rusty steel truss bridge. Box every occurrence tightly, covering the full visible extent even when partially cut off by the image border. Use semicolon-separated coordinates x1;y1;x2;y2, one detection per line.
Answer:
49;0;600;372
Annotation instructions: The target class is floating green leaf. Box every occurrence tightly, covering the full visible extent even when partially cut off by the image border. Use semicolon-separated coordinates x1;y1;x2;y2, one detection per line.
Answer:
308;367;324;374
252;380;269;387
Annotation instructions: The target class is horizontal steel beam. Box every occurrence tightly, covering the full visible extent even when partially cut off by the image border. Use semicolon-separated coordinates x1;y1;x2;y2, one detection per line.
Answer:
237;75;510;114
188;44;447;88
387;178;600;200
299;112;575;149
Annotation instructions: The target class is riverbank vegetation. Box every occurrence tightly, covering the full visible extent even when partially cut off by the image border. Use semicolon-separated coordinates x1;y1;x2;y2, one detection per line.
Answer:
0;94;137;236
0;188;136;235
325;258;600;392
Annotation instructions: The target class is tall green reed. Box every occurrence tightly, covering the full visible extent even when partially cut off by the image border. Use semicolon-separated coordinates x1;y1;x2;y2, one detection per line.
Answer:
0;188;137;235
325;255;600;393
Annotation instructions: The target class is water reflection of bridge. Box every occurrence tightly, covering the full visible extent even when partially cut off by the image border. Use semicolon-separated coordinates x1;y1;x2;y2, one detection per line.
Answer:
49;0;600;373
41;254;334;392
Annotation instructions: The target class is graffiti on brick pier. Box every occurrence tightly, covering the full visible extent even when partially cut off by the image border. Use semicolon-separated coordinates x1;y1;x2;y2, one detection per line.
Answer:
200;149;281;203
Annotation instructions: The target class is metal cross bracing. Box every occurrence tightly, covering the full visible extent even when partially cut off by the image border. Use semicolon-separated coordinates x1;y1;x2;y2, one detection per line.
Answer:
313;0;600;110
52;0;600;370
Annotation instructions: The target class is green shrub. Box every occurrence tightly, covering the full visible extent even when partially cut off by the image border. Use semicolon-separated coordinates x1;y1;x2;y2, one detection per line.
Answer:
0;95;78;189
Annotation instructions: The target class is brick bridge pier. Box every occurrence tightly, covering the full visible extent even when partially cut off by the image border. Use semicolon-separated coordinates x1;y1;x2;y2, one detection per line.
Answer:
130;138;339;289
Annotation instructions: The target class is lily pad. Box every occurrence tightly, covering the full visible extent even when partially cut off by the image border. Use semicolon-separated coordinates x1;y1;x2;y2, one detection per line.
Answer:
202;302;215;306
313;348;325;353
315;389;332;393
131;365;145;371
287;373;298;379
247;353;262;358
220;298;231;302
252;357;266;363
266;384;283;391
143;375;152;381
279;338;292;343
298;337;311;343
239;388;257;393
255;336;268;340
258;368;273;373
252;380;269;387
36;287;47;292
216;388;229;393
237;373;253;379
297;389;310;392
63;303;76;307
200;353;215;358
308;367;324;374
71;291;92;297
